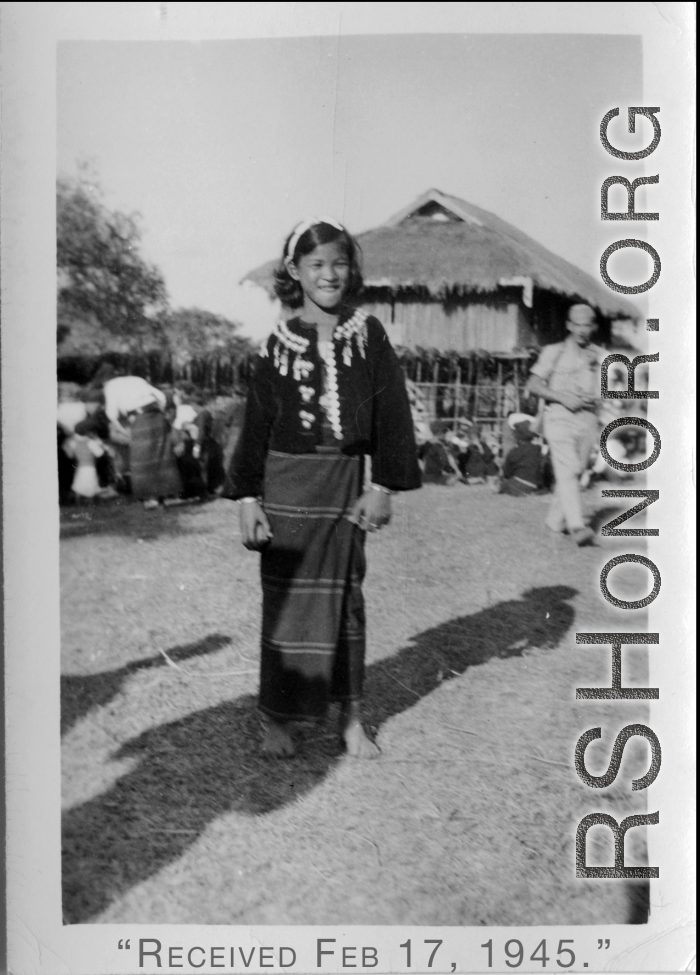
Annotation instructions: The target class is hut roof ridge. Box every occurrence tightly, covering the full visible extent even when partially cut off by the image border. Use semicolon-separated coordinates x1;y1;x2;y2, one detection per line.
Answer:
243;188;638;320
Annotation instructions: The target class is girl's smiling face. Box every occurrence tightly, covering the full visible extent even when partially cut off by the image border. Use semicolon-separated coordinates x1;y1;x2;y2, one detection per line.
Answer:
289;241;350;314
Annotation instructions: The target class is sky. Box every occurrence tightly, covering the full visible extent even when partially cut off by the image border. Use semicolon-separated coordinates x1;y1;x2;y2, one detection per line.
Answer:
57;33;647;340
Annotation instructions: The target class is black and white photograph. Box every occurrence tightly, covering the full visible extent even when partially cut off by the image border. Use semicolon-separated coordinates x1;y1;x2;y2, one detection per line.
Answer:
3;3;695;973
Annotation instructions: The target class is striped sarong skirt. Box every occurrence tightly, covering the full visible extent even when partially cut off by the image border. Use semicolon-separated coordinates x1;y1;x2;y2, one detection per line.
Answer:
130;408;182;500
259;449;366;721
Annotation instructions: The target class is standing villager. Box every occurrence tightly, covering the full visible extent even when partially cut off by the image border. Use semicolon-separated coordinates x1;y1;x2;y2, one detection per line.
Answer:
74;391;119;497
103;374;182;508
57;388;87;503
526;303;602;545
224;218;421;758
219;394;247;471
62;434;102;501
193;401;227;495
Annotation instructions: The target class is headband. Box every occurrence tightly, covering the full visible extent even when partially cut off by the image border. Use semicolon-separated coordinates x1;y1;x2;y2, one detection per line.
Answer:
285;216;345;261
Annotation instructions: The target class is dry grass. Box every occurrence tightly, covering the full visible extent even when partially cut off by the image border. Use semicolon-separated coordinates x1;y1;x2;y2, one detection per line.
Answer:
61;485;652;925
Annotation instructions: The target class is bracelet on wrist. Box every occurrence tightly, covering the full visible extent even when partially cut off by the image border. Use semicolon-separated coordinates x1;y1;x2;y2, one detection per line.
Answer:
237;496;261;504
370;483;394;495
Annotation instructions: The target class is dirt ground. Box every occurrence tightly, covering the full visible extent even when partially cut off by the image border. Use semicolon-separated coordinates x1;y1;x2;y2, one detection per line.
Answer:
61;483;654;926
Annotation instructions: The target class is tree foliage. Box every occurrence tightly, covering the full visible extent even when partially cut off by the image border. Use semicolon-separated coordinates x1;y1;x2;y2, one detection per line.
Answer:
162;308;253;366
57;170;255;370
57;173;168;351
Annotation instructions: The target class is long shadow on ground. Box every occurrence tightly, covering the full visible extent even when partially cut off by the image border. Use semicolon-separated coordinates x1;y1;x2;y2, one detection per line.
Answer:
61;633;232;736
62;584;645;924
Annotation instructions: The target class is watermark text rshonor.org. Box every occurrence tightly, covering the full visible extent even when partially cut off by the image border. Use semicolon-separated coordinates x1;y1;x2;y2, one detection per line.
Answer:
575;106;663;880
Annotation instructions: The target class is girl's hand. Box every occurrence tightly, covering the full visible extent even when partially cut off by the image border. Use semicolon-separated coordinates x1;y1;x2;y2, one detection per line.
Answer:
239;500;273;551
348;490;391;532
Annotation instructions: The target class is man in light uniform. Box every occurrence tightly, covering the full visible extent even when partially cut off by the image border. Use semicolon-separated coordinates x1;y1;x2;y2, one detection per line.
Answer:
527;303;602;546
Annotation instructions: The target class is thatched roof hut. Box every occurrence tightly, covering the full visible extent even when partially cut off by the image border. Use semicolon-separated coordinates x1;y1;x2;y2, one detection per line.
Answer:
244;188;638;357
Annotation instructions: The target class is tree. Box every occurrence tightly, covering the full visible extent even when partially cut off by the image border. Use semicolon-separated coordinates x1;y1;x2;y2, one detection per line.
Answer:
57;171;168;352
162;307;253;366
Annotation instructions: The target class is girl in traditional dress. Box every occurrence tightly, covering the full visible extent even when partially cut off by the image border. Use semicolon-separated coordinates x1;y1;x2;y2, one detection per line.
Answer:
225;218;421;758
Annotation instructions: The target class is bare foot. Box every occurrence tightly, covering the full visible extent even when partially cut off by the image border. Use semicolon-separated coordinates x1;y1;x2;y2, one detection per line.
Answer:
261;719;296;758
343;721;380;758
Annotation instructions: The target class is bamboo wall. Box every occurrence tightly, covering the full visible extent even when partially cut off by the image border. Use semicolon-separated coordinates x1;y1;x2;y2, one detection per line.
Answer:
360;297;536;353
57;350;252;392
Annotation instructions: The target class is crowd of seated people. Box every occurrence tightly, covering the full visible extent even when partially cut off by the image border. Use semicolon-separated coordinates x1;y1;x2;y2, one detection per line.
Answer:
57;367;245;509
415;413;554;494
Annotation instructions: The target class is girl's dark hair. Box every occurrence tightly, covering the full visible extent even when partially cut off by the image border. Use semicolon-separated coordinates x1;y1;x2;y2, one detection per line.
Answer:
273;222;363;309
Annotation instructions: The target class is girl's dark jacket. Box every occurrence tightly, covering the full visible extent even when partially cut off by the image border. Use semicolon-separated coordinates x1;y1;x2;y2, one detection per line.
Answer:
223;310;422;499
